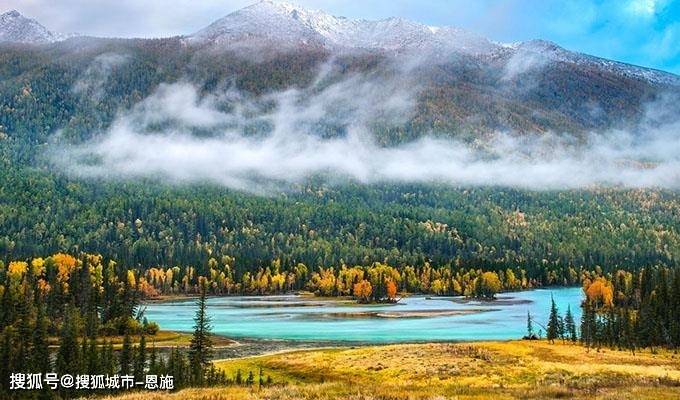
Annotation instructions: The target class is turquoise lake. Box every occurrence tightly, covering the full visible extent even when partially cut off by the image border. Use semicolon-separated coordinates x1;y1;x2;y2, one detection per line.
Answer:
145;287;583;343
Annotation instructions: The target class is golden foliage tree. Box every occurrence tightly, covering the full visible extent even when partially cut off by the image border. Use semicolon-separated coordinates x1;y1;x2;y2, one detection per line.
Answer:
353;280;373;303
584;277;614;308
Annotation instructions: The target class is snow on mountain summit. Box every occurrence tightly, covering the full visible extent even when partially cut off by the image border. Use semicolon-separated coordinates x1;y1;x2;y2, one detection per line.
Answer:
515;39;679;86
187;0;679;86
189;0;497;54
189;1;326;48
1;2;674;87
0;10;61;44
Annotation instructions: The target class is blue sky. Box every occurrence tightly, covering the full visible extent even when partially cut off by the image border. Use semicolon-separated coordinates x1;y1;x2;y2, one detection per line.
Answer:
2;0;679;74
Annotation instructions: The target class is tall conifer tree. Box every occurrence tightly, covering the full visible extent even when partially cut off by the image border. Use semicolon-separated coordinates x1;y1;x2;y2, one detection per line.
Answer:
546;295;560;343
189;281;213;385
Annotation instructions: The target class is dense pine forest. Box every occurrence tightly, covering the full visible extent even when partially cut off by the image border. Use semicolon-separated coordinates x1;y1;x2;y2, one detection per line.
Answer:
524;266;680;352
578;267;680;351
2;167;679;283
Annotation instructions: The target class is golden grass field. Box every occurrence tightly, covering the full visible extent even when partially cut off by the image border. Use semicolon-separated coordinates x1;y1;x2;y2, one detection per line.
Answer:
102;340;680;400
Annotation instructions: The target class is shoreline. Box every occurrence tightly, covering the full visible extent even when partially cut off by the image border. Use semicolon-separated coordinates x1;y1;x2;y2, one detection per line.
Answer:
208;335;558;362
206;333;534;360
142;285;582;305
144;286;583;358
120;328;518;360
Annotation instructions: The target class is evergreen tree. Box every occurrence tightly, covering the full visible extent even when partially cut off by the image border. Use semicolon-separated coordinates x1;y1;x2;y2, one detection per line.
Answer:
86;336;100;374
0;276;11;329
103;340;116;375
655;269;670;347
134;334;147;380
148;341;158;375
580;301;598;350
31;304;51;373
564;305;577;342
189;282;213;385
155;353;167;378
119;332;132;375
56;306;81;375
606;306;617;348
620;307;635;354
15;284;33;373
526;310;534;339
637;299;655;350
80;334;89;373
85;308;99;339
0;327;16;392
167;347;176;381
546;295;560;344
166;346;190;388
173;347;189;388
671;270;680;349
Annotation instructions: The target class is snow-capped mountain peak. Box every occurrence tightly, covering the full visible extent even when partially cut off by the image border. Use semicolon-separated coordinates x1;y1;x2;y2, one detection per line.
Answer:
189;0;497;54
192;0;677;85
0;10;60;44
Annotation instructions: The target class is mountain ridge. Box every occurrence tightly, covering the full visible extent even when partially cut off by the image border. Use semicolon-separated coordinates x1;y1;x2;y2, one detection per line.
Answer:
187;0;678;86
0;9;61;43
0;0;677;152
188;0;497;55
1;2;678;86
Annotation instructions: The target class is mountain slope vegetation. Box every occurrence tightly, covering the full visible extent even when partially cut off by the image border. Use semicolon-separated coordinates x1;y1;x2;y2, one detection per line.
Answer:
0;3;678;282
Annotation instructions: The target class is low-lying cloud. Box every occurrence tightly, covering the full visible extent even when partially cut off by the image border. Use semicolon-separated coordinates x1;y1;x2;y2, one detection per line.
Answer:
55;67;680;192
502;46;550;81
72;53;129;101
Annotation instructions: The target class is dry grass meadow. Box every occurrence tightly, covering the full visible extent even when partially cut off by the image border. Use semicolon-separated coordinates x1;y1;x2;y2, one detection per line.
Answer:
100;340;680;400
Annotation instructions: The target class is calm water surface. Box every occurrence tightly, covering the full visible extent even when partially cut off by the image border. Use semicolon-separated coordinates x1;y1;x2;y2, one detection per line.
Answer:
145;287;582;343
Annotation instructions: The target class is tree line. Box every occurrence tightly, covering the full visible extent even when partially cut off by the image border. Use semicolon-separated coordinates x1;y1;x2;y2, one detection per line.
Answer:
579;267;680;352
0;252;276;398
531;266;680;353
142;260;527;301
3;168;678;287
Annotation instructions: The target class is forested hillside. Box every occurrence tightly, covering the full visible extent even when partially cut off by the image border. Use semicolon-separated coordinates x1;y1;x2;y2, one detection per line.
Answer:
0;33;673;164
1;4;680;400
0;7;679;289
2;165;680;284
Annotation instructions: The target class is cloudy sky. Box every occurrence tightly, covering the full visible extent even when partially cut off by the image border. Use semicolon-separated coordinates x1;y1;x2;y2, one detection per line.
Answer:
2;0;679;74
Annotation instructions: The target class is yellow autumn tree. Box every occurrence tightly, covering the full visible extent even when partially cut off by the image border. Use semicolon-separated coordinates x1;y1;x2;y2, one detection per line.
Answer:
138;277;159;299
353;280;373;303
8;261;28;278
52;253;77;293
475;271;502;299
585;277;614;308
386;280;398;301
126;270;137;288
30;257;45;276
312;268;337;296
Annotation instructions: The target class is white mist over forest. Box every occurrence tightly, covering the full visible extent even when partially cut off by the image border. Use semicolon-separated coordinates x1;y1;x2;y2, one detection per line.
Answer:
56;57;680;192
